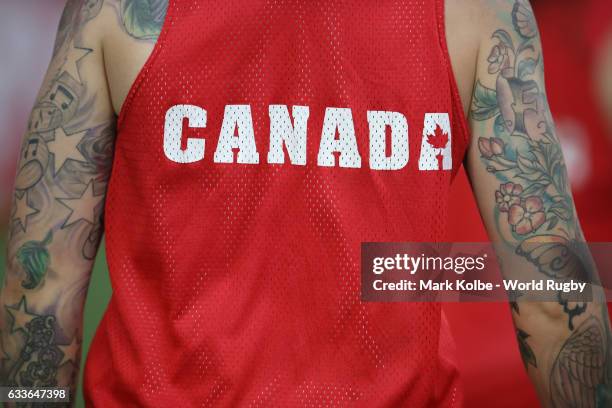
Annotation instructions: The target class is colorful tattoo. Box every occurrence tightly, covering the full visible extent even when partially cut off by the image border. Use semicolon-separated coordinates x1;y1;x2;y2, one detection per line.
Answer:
472;0;587;329
470;1;612;406
2;1;110;401
119;0;167;40
16;231;53;290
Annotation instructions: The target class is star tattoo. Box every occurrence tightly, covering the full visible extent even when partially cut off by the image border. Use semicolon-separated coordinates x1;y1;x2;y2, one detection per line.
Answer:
48;126;87;175
61;43;92;84
58;336;80;366
4;297;37;334
56;179;104;228
11;192;38;232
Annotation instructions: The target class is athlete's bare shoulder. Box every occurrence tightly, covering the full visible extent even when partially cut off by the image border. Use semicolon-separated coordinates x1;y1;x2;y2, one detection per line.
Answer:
444;0;483;116
89;0;168;115
92;0;507;119
444;0;526;117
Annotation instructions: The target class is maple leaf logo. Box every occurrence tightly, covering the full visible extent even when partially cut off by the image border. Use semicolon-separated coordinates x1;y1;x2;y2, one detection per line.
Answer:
426;124;449;150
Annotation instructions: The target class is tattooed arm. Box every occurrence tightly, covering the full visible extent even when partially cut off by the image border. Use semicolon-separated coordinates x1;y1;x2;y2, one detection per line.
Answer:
0;1;168;403
0;0;114;403
465;1;612;407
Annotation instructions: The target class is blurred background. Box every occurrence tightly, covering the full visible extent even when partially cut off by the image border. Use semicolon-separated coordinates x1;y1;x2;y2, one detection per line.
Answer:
0;0;610;407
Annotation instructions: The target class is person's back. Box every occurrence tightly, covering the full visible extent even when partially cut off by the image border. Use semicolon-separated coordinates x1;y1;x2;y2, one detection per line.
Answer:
4;1;612;407
89;1;468;405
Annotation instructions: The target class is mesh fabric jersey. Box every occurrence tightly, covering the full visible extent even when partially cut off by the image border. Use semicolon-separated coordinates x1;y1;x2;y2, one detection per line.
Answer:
84;0;469;406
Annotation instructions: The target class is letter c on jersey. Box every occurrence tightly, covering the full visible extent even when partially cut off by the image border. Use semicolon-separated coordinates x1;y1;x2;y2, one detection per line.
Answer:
164;104;207;163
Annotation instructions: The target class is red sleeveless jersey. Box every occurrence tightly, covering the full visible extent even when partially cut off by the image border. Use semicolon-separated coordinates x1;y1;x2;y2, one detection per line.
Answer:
84;0;469;406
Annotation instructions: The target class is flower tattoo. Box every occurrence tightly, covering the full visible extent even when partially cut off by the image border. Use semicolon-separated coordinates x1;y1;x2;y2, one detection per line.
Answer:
508;196;546;235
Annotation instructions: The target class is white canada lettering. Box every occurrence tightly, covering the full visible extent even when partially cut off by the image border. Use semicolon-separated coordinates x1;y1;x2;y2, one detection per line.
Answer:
162;104;452;171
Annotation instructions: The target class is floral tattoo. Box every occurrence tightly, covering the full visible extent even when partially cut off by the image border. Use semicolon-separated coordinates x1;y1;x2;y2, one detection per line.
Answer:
471;2;612;407
472;0;586;329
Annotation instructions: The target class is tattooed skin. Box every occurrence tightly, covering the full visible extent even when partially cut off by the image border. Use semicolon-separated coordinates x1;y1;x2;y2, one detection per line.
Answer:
15;231;53;290
1;1;112;404
2;1;168;403
470;1;612;406
474;0;591;327
517;327;537;369
2;298;78;390
551;316;607;408
118;0;168;40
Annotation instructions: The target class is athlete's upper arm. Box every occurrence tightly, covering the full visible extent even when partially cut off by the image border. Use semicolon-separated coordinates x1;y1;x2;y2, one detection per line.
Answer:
6;0;114;293
1;1;115;389
465;0;580;249
1;1;165;390
463;4;612;405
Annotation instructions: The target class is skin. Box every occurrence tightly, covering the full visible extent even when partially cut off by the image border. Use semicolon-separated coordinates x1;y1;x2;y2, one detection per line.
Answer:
451;1;612;407
0;1;164;405
1;0;609;407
